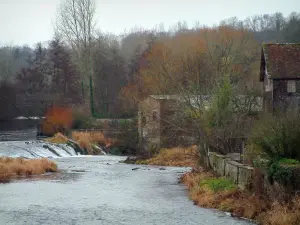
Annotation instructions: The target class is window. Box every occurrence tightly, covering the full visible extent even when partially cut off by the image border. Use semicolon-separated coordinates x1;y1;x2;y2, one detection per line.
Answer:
287;80;296;93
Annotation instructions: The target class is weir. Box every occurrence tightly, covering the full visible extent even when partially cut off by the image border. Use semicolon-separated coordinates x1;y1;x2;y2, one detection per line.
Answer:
0;140;78;159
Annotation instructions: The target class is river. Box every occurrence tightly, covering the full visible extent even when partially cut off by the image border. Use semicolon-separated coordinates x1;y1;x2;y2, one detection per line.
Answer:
0;125;255;225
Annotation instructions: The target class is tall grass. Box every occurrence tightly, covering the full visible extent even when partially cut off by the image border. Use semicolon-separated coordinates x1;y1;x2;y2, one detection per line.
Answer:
46;133;69;144
136;146;199;167
0;157;57;183
71;131;113;154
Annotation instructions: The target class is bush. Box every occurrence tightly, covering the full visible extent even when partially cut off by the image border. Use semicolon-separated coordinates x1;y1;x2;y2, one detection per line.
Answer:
268;161;294;186
42;106;73;136
249;113;300;161
200;177;237;193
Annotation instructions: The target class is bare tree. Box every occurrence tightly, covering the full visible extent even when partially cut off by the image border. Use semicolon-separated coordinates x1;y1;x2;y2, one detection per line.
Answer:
55;0;96;114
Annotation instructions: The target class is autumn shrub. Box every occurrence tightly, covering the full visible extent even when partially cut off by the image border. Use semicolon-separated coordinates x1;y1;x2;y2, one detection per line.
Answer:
42;105;73;136
136;146;199;167
0;157;57;183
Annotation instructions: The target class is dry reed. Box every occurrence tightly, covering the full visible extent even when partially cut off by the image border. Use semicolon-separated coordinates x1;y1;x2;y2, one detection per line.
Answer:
0;157;58;183
71;131;113;154
136;146;199;167
45;133;69;144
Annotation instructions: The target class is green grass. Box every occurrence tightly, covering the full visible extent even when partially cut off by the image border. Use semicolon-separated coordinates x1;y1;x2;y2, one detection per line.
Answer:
200;177;237;193
279;158;300;165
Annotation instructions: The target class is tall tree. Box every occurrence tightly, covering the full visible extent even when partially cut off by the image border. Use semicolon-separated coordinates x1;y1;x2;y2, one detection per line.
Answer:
55;0;96;115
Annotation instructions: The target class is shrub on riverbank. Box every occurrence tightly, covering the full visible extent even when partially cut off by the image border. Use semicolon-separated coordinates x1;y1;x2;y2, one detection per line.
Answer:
71;131;112;154
0;157;58;183
135;146;199;167
248;113;300;161
181;169;300;225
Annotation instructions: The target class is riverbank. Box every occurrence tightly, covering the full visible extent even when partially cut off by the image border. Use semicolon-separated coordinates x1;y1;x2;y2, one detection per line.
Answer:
125;147;300;225
0;157;57;183
123;146;199;167
181;169;300;225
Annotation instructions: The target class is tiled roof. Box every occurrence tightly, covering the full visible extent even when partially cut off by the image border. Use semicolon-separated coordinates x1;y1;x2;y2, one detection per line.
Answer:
261;43;300;80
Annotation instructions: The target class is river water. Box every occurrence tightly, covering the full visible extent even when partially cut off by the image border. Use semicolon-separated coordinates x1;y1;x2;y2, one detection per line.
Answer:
0;124;255;225
0;156;255;225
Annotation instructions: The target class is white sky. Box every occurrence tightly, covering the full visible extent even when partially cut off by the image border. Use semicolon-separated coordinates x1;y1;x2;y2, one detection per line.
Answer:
0;0;299;46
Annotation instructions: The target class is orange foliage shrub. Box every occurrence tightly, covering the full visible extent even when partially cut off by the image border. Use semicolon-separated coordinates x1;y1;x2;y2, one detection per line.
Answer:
42;105;73;136
0;157;57;183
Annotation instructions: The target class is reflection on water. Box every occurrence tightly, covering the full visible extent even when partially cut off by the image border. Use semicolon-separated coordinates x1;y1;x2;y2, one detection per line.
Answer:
0;119;38;141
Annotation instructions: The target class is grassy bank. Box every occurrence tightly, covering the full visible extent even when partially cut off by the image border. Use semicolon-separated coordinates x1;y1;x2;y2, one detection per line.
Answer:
0;157;58;183
181;169;300;225
134;146;199;167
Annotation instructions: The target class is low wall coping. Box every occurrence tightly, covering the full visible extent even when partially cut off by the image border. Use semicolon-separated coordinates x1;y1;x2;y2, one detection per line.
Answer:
208;152;229;159
209;152;254;171
238;164;254;170
226;160;243;166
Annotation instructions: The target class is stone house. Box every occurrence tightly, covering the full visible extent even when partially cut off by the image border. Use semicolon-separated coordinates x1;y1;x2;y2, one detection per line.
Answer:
260;43;300;113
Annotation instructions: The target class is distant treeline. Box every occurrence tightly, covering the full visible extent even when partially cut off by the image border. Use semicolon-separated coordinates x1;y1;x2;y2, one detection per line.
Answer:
0;12;299;120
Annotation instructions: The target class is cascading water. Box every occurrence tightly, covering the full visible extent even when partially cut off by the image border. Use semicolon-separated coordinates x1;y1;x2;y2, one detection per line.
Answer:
0;119;81;159
0;140;78;159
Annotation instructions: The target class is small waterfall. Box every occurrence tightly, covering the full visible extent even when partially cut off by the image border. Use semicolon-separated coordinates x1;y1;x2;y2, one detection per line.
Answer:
0;141;78;159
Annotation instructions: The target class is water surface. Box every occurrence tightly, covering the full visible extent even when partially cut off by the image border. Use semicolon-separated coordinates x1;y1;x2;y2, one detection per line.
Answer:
0;156;255;225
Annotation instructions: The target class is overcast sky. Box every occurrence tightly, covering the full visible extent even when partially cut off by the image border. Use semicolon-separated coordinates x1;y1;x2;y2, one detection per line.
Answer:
0;0;299;46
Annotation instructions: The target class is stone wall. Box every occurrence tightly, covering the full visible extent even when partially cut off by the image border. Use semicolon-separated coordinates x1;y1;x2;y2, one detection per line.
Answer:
208;152;254;190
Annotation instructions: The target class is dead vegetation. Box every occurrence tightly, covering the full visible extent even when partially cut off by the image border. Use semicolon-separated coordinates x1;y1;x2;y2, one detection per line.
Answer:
136;146;199;167
46;132;69;144
0;157;58;183
71;131;113;154
181;169;300;225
